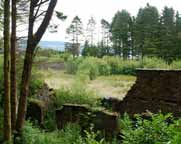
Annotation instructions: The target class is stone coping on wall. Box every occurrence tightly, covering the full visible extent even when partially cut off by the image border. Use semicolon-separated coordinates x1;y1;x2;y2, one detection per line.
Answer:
136;68;181;72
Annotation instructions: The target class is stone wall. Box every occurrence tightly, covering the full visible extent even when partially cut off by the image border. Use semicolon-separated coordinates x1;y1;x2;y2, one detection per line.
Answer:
117;69;181;116
26;83;55;126
56;104;119;138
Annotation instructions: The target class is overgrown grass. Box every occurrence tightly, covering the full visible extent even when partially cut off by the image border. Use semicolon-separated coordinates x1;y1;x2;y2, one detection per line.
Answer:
17;113;181;144
18;122;116;144
65;56;179;79
55;81;101;107
36;67;135;100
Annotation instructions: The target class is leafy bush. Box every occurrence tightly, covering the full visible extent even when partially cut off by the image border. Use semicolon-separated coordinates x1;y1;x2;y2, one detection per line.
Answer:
103;56;140;75
96;60;111;76
142;57;169;69
120;113;174;144
0;108;3;142
170;60;181;69
59;52;72;62
65;57;84;74
29;78;44;97
77;57;100;80
18;122;116;144
17;122;82;144
65;56;181;78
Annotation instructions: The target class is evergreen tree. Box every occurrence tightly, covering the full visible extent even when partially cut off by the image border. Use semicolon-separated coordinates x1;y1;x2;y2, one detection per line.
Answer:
135;3;159;58
66;16;83;56
86;16;96;46
110;10;132;58
101;19;111;55
175;12;181;58
158;7;177;62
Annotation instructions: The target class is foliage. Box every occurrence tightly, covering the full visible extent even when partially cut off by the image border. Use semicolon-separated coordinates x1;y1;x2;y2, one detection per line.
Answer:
17;122;82;144
103;56;140;75
0;108;3;142
142;57;169;69
110;10;132;58
170;60;181;69
29;76;44;97
86;16;96;46
120;113;175;144
82;44;101;57
77;57;100;80
17;122;114;144
55;81;100;107
66;56;181;78
134;3;159;58
66;16;83;56
65;57;84;74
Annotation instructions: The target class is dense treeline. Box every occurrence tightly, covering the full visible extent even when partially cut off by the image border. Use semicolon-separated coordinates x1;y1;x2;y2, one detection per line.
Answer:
79;3;181;63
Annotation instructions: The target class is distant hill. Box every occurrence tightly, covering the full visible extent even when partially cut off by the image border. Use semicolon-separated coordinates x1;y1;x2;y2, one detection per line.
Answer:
38;41;65;51
17;40;65;51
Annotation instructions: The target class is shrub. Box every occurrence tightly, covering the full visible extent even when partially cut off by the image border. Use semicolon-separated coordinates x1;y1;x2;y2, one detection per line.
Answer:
19;121;118;144
142;57;169;69
29;78;44;97
77;57;100;80
170;60;181;69
59;52;72;62
17;122;82;144
96;60;111;76
66;56;181;78
103;56;121;75
0;108;3;142
120;113;174;144
103;56;140;75
65;57;84;74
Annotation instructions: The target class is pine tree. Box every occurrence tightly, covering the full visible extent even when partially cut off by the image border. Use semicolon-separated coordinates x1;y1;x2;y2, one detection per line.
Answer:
66;16;83;56
159;7;176;62
135;4;159;58
86;17;96;46
111;10;132;58
101;19;111;55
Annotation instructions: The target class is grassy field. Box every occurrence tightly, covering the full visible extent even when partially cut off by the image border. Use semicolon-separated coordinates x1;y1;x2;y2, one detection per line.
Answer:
37;68;136;100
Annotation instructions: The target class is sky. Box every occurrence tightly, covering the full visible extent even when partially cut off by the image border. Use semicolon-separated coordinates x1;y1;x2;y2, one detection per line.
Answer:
41;0;181;42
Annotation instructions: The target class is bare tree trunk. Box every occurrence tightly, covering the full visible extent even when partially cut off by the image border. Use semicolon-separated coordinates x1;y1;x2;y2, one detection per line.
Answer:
11;0;17;131
3;0;11;142
16;0;57;132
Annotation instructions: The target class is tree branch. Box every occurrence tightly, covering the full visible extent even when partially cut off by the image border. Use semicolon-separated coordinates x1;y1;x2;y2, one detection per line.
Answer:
33;0;57;48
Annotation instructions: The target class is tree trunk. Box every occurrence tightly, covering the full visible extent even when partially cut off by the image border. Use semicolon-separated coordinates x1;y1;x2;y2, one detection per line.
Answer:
16;0;57;132
11;0;17;131
3;0;11;142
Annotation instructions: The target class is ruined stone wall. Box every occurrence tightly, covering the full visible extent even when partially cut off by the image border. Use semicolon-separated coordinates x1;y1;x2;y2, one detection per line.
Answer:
118;69;181;116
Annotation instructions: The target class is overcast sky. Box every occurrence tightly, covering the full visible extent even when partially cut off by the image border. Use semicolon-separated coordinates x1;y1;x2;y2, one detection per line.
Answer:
42;0;181;42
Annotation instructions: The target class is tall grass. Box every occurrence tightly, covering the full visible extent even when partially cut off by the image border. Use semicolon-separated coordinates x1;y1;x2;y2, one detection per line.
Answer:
66;56;178;79
55;81;101;107
18;122;115;144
